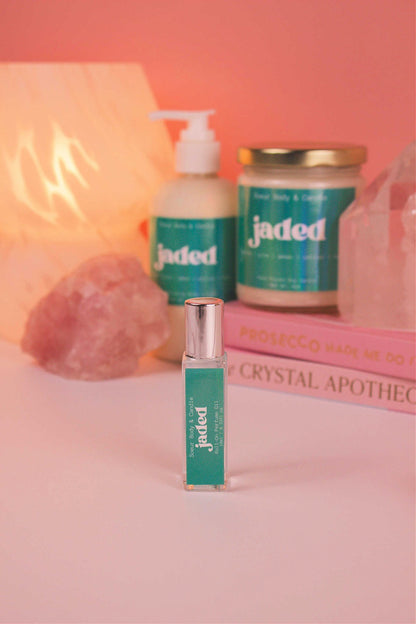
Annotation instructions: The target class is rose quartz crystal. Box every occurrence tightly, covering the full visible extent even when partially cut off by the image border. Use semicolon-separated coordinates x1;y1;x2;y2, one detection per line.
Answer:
338;142;416;330
21;255;170;380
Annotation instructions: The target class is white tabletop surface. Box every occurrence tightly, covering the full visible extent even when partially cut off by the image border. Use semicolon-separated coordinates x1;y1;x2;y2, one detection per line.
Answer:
0;340;414;623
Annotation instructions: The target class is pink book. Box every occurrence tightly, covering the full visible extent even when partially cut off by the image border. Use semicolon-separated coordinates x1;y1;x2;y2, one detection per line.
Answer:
227;348;416;415
224;301;416;381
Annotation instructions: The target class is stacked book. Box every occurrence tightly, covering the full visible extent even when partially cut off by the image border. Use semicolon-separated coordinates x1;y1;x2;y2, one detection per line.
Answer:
224;301;416;414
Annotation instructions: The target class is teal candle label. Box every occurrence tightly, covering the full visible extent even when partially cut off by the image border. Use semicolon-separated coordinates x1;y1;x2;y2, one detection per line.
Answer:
150;217;236;304
238;186;356;291
185;368;225;486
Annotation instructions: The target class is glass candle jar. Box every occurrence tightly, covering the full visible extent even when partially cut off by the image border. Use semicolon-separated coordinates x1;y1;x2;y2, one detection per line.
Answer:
237;144;367;310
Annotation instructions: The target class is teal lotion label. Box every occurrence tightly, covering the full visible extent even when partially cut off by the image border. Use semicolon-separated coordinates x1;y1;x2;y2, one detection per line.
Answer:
150;217;236;304
238;187;356;291
185;367;225;486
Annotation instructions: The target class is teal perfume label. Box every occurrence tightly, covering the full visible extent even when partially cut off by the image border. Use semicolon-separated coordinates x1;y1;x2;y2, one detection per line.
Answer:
238;186;356;291
150;217;236;304
185;368;225;486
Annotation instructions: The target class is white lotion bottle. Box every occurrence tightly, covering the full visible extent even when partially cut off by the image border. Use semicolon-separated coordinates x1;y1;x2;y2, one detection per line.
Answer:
149;110;236;362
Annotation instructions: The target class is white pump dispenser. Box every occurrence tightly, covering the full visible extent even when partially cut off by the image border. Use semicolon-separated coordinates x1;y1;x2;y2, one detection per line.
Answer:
149;109;236;362
149;110;220;174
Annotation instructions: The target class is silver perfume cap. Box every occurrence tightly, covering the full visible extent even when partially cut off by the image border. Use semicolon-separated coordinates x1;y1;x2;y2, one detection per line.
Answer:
185;297;224;359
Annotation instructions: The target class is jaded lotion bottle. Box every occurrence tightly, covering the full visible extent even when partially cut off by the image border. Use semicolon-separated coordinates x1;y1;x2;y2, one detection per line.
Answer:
183;298;227;491
149;110;236;362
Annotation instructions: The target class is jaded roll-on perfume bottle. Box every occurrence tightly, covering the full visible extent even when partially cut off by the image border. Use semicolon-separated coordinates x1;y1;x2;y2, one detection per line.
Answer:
183;297;227;491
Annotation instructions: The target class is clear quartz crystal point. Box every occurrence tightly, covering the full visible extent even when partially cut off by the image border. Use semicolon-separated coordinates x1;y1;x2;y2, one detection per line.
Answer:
338;142;416;330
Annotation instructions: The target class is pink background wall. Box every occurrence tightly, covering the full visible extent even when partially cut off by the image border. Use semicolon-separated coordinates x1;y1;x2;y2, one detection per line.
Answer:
0;0;414;183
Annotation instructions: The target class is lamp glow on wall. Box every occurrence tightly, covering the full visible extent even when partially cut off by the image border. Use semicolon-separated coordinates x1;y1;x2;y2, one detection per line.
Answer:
0;63;174;342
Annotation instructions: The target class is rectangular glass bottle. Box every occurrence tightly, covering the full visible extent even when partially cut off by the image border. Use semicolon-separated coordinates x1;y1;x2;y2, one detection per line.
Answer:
183;298;227;490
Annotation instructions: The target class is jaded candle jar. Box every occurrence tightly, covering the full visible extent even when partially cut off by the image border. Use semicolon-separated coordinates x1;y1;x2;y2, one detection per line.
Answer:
237;144;367;310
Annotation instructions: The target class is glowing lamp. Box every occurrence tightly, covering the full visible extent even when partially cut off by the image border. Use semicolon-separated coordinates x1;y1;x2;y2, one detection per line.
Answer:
0;63;173;342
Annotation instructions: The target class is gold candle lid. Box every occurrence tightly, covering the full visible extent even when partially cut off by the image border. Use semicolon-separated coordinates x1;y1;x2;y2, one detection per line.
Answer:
238;143;367;168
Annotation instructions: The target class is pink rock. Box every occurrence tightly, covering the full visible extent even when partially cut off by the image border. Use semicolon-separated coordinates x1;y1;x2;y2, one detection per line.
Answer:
21;254;170;380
